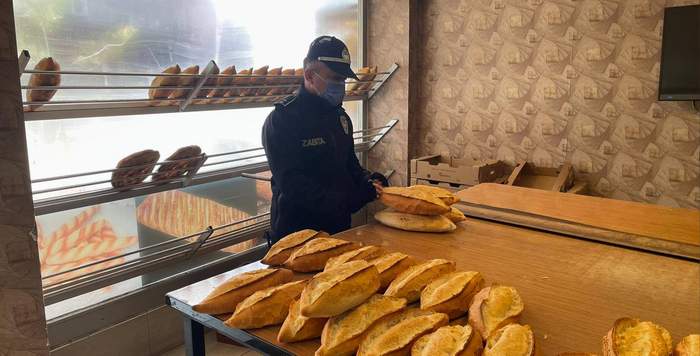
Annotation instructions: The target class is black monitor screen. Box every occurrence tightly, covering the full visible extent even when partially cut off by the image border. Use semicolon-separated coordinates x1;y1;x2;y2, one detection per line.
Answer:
659;5;700;101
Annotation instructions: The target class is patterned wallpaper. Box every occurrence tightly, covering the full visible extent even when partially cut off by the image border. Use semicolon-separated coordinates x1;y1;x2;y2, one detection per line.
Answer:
0;1;50;354
414;0;700;208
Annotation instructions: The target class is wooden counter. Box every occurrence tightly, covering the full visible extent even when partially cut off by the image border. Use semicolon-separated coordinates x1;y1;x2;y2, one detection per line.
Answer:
167;219;700;355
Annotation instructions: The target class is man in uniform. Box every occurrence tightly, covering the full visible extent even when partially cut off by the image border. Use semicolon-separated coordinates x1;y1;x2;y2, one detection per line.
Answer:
262;36;387;244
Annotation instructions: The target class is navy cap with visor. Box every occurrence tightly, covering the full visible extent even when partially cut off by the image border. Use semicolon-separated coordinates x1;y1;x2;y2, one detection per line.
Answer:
305;36;359;80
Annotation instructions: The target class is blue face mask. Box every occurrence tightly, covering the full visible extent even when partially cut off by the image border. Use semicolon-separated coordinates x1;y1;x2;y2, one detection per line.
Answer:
314;72;345;107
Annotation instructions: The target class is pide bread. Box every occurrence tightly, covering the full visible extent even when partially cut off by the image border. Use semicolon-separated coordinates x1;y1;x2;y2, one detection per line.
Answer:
325;245;386;271
148;64;181;102
152;145;203;181
675;335;700;356
27;57;61;111
224;279;307;329
410;185;460;205
299;260;380;318
411;325;483;356
317;294;408;356
602;318;673;356
368;252;417;290
385;259;456;303
375;209;456;233
193;268;293;314
468;285;524;339
357;308;449;356
444;207;467;223
262;229;329;266
210;65;236;99
170;65;200;100
421;271;484;319
111;150;160;188
284;237;361;272
277;298;327;343
380;187;450;215
483;324;536;356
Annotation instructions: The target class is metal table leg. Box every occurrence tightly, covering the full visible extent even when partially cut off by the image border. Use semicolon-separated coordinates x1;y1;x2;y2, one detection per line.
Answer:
183;316;206;356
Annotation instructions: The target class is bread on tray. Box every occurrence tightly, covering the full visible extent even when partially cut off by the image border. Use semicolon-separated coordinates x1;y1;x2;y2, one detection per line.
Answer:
170;65;200;101
152;145;203;182
224;279;307;329
444;206;467;223
468;285;524;339
379;187;450;215
148;64;181;102
357;308;449;356
375;209;457;233
421;271;484;319
411;324;483;356
277;298;327;343
368;252;416;290
111;149;160;188
483;324;537;356
27;57;61;111
385;258;456;303
602;318;673;356
410;185;460;205
284;237;361;272
262;229;329;266
324;245;386;271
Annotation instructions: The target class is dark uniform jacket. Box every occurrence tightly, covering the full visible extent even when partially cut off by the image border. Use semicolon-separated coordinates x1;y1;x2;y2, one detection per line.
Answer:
262;86;377;243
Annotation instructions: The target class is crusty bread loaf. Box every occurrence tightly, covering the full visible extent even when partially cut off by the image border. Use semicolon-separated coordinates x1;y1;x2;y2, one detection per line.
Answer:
277;298;327;343
325;245;386;271
357;308;449;356
170;65;200;101
375;209;457;233
411;325;483;356
380;187;450;215
421;271;484;319
194;62;220;100
284;237;361;272
346;66;373;94
385;259;456;303
263;66;282;99
262;229;329;266
227;67;252;101
250;65;269;97
111;150;160;188
484;324;536;356
269;68;295;96
148;64;181;103
193;268;293;315
152;145;203;182
444;206;467;223
602;318;673;356
224;279;307;329
468;285;524;339
27;57;61;111
369;252;417;290
410;185;460;205
210;65;236;100
289;68;304;93
317;294;407;356
300;260;380;318
557;353;600;356
675;335;700;356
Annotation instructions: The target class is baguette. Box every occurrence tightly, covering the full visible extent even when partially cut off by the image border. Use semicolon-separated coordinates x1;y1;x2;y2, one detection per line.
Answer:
421;271;484;319
250;65;269;97
224;279;307;329
152;145;203;182
193;268;293;315
270;68;295;96
324;245;386;271
27;57;61;111
111;149;160;188
484;324;536;356
443;207;467;223
385;259;456;303
317;294;407;356
194;62;220;100
210;65;236;100
299;260;380;318
602;318;673;356
357;308;449;356
148;64;181;103
410;185;459;205
277;298;327;343
380;187;450;215
227;67;252;101
284;237;361;272
375;209;456;233
169;65;200;101
411;325;483;356
262;229;329;266
675;335;700;356
263;66;282;99
368;252;417;290
468;285;524;339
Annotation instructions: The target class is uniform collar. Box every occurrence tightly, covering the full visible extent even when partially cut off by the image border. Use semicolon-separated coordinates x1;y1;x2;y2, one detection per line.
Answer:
297;84;341;115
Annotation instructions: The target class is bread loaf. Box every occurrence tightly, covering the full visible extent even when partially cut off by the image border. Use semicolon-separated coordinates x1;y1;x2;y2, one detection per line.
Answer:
194;62;220;100
444;207;467;223
483;324;536;356
284;237;361;272
410;185;460;205
262;229;329;266
148;64;181;103
375;209;457;233
385;259;456;303
411;325;483;356
421;271;484;319
368;252;416;290
675;335;700;356
210;65;236;100
193;268;293;314
263;66;282;99
227;67;252;101
602;318;673;356
357;308;449;356
324;245;386;271
299;260;380;318
250;65;269;97
152;145;203;181
468;285;524;339
27;57;61;111
111;150;160;188
380;187;450;215
317;294;407;356
277;298;327;343
290;68;304;93
224;279;307;329
170;65;200;101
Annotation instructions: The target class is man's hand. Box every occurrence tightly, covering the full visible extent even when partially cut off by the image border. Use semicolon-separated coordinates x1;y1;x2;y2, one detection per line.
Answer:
372;180;384;197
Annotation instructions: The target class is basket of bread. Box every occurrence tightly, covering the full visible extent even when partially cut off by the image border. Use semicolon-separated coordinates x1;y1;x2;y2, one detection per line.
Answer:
374;185;466;233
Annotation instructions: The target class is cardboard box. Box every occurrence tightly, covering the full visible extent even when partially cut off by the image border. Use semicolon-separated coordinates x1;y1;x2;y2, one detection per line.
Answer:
409;178;469;192
410;155;510;186
506;161;576;193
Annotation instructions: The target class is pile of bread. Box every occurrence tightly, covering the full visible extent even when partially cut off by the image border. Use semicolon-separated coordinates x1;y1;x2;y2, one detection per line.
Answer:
375;185;466;233
110;145;204;189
